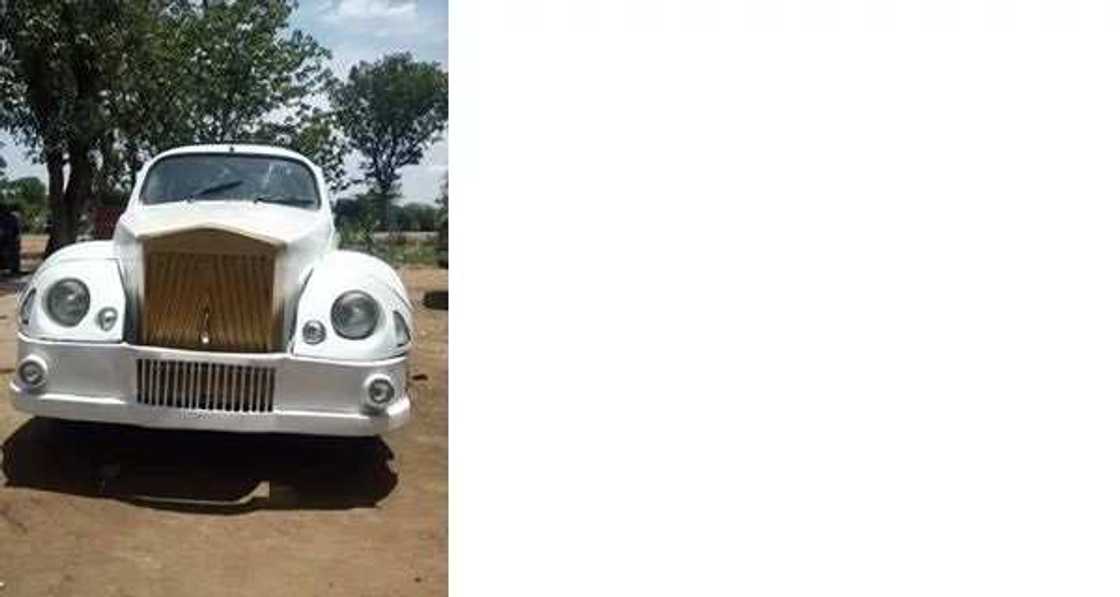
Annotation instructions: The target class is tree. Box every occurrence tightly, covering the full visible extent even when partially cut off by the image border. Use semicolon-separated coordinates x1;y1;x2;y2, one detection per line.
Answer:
331;52;448;228
107;0;334;186
0;37;23;180
0;1;198;250
0;0;144;252
0;0;335;253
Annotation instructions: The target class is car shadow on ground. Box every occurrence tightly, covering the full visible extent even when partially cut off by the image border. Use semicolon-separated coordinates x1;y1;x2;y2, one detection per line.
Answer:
0;418;398;513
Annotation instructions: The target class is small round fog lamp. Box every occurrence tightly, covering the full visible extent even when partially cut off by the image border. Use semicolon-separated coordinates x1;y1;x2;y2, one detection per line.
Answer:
367;377;395;405
17;358;46;389
302;320;326;344
96;307;118;331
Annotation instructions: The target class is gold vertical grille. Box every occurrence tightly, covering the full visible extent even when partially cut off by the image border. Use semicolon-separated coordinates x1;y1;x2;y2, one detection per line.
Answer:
140;230;280;352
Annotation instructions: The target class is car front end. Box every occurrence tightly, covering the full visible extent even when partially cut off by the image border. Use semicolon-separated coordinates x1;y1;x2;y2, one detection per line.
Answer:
8;145;413;437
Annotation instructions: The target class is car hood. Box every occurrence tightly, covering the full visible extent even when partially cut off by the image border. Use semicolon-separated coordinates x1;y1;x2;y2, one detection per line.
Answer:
114;201;326;245
112;201;335;343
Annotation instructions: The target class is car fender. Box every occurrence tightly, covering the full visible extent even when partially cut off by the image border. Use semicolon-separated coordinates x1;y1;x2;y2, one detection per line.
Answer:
291;250;412;360
20;241;126;342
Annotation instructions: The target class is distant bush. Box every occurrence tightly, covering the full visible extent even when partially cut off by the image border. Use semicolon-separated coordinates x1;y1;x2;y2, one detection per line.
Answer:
374;238;439;267
0;177;48;233
394;202;440;231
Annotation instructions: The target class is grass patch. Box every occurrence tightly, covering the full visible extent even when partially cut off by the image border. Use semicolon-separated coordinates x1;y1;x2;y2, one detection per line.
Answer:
340;234;440;267
372;240;439;267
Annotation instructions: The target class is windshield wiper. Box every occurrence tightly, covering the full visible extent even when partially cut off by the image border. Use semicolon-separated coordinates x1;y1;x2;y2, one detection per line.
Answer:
253;194;314;206
187;179;244;200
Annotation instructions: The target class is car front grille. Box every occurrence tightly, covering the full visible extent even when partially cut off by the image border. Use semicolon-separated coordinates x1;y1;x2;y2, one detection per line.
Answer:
140;229;280;353
136;358;275;413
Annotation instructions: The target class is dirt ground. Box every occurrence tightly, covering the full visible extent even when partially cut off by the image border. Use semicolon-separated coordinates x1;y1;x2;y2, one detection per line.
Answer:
0;243;448;596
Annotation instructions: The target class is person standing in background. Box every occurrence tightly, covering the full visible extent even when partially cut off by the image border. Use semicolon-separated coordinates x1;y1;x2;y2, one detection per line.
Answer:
0;204;22;276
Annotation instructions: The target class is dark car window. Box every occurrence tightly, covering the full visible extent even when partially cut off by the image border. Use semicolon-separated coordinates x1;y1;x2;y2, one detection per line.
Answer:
140;154;320;209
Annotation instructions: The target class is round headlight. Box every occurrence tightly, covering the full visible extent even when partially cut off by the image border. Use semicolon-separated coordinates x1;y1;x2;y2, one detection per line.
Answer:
45;279;90;327
331;290;380;340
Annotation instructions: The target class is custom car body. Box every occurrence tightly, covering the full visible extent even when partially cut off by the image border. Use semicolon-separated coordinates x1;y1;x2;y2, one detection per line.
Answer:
9;145;412;436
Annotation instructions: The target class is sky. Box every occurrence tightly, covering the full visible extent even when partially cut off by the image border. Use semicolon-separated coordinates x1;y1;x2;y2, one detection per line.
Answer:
0;0;449;205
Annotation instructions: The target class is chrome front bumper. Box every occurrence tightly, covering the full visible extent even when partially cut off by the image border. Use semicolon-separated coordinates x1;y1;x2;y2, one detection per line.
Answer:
9;334;411;437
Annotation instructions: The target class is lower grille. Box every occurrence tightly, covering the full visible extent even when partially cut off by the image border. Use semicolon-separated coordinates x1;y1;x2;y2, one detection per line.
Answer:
136;359;275;413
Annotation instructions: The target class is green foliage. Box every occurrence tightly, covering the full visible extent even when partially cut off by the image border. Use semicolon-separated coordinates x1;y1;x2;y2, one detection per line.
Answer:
331;52;447;241
0;0;154;249
169;1;332;144
332;52;448;194
334;197;439;267
0;37;19;134
334;190;390;254
372;238;439;267
395;202;440;231
0;176;48;232
0;2;450;257
0;0;339;251
108;0;335;183
1;1;107;152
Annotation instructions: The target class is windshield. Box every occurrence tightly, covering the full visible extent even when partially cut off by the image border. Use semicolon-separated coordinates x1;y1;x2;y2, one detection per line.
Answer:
140;154;320;209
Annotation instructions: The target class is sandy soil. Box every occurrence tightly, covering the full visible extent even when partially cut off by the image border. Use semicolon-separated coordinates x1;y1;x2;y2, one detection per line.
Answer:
0;254;448;597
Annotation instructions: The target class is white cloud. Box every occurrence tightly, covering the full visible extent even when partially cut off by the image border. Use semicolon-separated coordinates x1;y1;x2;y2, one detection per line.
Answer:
319;0;417;24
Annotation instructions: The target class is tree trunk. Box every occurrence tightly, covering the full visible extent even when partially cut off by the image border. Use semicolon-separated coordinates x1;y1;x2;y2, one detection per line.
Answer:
373;177;398;232
46;143;94;254
43;150;66;256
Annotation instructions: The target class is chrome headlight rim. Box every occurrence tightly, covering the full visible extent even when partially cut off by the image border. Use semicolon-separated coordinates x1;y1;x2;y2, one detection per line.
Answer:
330;290;381;340
302;319;327;345
18;287;36;327
17;355;48;390
363;373;396;408
45;278;90;327
393;311;411;347
95;306;119;331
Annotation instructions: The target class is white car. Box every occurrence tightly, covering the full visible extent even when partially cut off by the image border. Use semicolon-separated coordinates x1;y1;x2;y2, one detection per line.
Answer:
9;144;412;436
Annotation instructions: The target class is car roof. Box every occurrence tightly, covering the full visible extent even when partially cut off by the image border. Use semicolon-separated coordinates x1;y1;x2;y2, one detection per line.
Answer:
152;144;315;166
